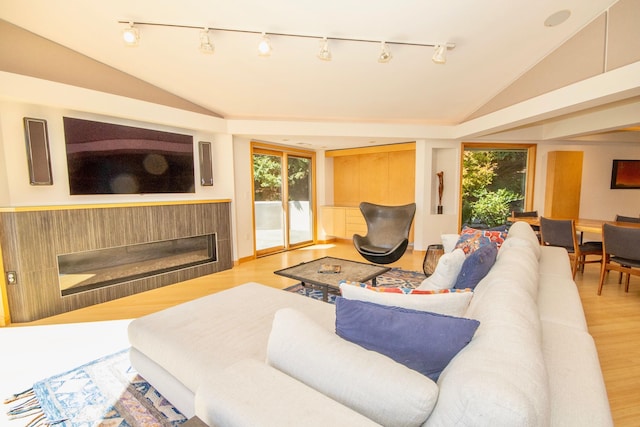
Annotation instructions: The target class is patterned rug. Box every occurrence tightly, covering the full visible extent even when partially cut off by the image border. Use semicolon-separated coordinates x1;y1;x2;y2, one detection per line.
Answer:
4;349;186;427
285;267;426;303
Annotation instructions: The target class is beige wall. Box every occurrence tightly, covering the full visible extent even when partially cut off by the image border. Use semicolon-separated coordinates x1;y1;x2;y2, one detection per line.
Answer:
468;0;640;121
0;19;220;118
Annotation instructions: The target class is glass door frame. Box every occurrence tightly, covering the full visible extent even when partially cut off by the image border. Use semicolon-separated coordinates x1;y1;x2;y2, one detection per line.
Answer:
251;142;316;257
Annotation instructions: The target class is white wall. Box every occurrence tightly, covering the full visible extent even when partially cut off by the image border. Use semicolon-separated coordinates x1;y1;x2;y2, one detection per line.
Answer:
0;74;238;260
535;141;640;240
231;137;253;260
0;101;234;206
536;142;640;220
414;140;460;250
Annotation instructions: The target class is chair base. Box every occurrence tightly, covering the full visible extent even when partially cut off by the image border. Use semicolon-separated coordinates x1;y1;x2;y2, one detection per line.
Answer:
357;240;409;265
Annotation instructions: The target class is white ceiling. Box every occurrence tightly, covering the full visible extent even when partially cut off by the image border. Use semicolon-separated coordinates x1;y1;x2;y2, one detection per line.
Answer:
2;0;637;148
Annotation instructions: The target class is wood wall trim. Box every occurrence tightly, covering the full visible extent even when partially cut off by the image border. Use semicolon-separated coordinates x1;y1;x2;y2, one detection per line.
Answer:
325;142;416;157
0;243;10;326
0;199;232;213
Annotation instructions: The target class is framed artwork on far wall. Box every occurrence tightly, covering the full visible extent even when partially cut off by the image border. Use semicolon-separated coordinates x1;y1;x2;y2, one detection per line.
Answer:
610;159;640;189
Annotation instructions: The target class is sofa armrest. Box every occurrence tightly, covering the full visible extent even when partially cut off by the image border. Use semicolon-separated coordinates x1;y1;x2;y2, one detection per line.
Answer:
195;359;380;427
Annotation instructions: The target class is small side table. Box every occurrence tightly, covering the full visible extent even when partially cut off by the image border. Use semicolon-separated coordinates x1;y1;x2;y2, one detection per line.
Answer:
422;244;444;276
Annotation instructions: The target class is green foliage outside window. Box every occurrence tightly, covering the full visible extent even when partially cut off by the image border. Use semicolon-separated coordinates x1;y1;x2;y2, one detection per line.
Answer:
462;150;526;228
253;154;311;202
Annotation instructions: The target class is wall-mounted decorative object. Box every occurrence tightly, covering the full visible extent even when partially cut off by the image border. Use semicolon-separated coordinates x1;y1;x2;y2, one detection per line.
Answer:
436;171;444;214
611;159;640;189
23;117;53;185
199;141;214;186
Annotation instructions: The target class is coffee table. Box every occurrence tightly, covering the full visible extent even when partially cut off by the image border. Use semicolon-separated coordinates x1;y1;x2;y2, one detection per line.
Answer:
274;256;391;302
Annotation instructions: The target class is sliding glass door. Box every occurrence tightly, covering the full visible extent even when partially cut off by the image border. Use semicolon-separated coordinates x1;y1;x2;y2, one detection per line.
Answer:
252;144;315;256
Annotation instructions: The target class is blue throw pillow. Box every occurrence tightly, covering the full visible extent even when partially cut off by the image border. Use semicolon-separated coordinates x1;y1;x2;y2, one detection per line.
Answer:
454;243;498;290
335;297;480;381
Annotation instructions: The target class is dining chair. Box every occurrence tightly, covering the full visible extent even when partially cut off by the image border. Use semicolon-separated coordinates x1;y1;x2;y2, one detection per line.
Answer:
612;215;640;283
539;217;603;278
598;223;640;295
615;214;640;223
512;210;538;218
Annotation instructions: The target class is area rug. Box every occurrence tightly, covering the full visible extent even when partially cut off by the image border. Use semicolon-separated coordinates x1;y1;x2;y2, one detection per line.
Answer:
4;349;186;427
285;267;426;303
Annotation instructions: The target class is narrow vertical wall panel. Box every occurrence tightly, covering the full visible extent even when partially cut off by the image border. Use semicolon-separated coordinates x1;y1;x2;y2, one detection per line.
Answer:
23;118;53;185
388;150;416;205
359;153;389;204
333;156;360;205
199;141;214;186
544;151;583;219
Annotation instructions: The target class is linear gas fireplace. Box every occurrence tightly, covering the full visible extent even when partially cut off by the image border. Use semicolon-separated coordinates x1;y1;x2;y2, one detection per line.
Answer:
58;234;217;296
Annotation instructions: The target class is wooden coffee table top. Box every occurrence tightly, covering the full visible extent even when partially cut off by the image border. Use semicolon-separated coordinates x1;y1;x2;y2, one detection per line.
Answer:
274;256;390;288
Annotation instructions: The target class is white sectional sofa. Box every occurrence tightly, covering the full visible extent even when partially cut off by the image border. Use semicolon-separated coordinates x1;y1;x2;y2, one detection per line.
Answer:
128;222;613;426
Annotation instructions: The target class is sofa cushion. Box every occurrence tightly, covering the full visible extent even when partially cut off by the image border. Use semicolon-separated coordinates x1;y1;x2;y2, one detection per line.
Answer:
540;322;613;427
538;245;573;279
267;307;438;427
195;359;380;427
441;234;460;253
431;242;550;426
538;275;588;331
484;240;539;301
128;283;336;396
340;280;473;317
417;248;466;290
455;227;506;254
507;221;541;259
335;298;480;381
453;243;497;290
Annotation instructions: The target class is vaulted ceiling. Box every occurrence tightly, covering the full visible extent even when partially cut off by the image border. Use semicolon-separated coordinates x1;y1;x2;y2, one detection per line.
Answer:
1;0;639;148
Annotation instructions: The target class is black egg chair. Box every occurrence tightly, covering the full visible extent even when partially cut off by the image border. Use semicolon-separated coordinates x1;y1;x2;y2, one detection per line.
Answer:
353;202;416;264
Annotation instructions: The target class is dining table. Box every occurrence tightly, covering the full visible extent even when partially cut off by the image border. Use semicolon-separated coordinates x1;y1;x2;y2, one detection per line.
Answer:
507;216;640;234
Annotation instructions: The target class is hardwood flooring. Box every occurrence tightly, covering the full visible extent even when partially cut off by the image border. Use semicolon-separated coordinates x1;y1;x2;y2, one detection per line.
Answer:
11;241;640;426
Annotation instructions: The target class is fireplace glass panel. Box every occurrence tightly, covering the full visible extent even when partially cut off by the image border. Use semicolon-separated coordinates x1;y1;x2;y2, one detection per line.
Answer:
58;234;217;296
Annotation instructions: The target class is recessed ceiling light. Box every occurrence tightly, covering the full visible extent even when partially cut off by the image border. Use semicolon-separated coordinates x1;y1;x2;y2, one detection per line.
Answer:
544;10;571;27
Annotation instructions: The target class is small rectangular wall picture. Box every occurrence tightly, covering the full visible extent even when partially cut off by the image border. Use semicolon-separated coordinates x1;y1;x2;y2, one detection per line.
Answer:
23;117;53;185
611;159;640;189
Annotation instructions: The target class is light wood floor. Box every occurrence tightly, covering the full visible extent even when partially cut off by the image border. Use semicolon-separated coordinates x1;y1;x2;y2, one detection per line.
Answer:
12;241;640;426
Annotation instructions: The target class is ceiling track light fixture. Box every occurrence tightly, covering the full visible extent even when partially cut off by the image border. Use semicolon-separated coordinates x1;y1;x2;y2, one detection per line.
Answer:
378;41;392;63
258;32;272;56
317;37;331;61
117;20;455;63
199;28;214;54
432;45;448;64
122;22;140;46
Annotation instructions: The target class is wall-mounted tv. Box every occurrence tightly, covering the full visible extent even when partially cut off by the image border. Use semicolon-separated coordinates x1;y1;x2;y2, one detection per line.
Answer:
63;117;195;195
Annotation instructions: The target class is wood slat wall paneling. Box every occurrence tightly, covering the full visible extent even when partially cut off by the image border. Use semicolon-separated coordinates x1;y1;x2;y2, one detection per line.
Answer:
0;201;232;323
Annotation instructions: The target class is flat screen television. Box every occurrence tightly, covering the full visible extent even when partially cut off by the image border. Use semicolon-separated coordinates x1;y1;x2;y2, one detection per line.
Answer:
63;117;195;195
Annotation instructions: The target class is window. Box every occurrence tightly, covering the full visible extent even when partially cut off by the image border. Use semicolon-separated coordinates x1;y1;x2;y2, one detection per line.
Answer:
460;143;536;229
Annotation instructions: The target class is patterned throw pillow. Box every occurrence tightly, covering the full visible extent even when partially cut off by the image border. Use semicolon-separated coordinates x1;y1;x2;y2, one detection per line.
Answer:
340;280;470;295
455;226;506;255
339;280;473;317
